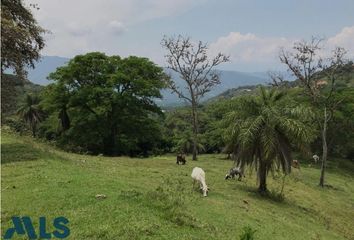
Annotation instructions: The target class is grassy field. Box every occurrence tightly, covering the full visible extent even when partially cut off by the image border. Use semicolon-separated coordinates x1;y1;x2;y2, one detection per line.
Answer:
1;129;354;240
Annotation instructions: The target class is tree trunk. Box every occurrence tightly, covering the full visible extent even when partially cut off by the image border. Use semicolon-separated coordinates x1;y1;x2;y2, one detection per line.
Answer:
319;107;328;187
103;128;116;156
32;124;36;137
103;112;117;156
258;156;267;193
59;106;70;131
191;101;198;161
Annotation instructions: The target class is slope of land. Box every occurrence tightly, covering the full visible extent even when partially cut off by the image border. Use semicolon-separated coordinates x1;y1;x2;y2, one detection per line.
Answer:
1;74;42;117
210;62;354;102
1;130;353;240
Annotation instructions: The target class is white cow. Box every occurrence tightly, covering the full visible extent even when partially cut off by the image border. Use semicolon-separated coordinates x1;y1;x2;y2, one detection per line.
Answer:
313;155;320;163
225;166;244;181
191;167;209;197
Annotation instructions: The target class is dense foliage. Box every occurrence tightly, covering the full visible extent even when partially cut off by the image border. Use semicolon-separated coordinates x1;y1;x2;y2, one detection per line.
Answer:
39;52;167;156
1;0;46;76
1;73;42;117
5;52;353;163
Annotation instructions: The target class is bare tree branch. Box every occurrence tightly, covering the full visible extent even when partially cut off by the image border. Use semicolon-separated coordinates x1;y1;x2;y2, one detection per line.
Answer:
279;37;348;187
268;71;286;87
161;35;229;160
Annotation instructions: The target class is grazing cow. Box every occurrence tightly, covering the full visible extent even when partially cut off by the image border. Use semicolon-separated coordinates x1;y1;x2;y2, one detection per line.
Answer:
191;167;209;197
225;166;244;181
312;154;320;163
292;159;300;169
176;153;186;165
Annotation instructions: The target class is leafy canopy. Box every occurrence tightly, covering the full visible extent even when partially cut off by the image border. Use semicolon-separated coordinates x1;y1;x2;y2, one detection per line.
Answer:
1;0;46;76
41;52;167;156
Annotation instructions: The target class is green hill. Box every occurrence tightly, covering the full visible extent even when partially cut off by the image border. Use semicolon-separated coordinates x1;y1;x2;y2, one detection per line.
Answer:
1;130;353;239
1;74;42;117
209;63;354;101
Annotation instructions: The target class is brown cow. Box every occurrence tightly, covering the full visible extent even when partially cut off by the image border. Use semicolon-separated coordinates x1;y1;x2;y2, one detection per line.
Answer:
292;159;300;169
176;153;186;165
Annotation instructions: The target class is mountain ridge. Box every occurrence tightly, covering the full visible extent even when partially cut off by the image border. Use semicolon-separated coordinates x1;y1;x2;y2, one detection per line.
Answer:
22;56;271;105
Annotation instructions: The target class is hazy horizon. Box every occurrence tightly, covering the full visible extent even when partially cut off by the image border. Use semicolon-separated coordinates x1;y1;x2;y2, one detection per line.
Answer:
24;0;354;72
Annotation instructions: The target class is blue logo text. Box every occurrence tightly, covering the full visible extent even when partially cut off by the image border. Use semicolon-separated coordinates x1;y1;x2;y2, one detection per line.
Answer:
4;216;70;239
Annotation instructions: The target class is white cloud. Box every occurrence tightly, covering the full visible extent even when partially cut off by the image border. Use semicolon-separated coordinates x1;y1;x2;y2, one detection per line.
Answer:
209;32;294;64
327;26;354;57
209;26;354;69
23;0;353;69
67;22;92;37
24;0;206;57
108;21;126;35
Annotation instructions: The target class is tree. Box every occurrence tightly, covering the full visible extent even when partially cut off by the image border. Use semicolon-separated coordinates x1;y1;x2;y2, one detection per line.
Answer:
1;0;46;77
327;87;354;159
42;52;167;156
17;94;44;137
279;38;348;187
164;108;206;154
40;83;71;133
225;88;314;192
203;99;233;154
161;35;229;160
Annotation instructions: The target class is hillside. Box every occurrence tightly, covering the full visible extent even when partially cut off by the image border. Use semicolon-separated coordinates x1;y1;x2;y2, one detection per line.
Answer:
1;130;354;239
209;62;354;102
207;85;261;102
1;74;42;117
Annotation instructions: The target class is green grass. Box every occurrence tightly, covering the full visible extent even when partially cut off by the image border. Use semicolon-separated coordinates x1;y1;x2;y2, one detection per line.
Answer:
1;130;354;240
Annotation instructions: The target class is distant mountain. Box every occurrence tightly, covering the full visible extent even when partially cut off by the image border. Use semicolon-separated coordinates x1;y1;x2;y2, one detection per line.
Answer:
160;69;270;106
209;62;354;103
248;72;270;79
25;56;271;106
27;56;69;85
206;85;261;103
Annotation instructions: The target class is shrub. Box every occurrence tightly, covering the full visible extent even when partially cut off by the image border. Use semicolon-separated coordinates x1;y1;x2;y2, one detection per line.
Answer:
239;225;257;240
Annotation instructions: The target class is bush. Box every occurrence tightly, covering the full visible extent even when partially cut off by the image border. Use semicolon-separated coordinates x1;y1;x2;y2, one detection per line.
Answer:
2;117;30;134
239;225;257;240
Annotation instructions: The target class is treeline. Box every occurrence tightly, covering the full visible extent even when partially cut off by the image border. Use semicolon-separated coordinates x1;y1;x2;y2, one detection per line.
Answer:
167;84;354;160
8;52;354;161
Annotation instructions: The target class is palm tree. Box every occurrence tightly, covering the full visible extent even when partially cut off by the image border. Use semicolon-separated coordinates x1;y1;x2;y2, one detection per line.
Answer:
225;87;315;193
17;94;44;137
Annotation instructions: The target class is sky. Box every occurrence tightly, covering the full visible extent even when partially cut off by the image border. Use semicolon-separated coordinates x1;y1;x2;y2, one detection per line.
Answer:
25;0;354;72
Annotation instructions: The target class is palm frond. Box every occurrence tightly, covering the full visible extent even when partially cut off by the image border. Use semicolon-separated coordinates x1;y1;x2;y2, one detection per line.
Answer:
17;94;45;135
224;87;315;190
